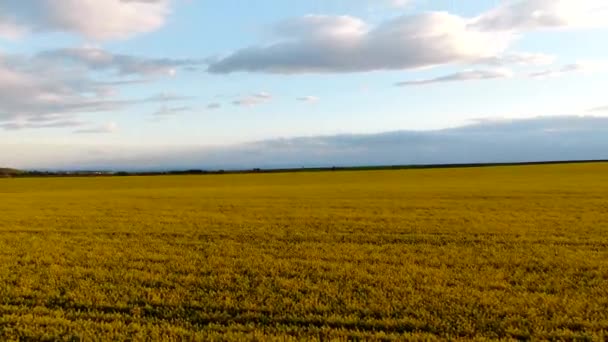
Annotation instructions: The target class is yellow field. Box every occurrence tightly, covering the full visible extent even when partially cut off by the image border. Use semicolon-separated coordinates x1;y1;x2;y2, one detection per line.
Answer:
1;163;608;341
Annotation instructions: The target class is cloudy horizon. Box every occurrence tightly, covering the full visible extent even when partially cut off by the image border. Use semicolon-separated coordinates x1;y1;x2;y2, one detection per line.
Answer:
2;115;607;171
1;0;608;169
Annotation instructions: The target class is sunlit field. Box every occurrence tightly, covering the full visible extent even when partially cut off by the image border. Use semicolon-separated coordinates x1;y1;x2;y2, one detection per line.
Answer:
1;163;607;340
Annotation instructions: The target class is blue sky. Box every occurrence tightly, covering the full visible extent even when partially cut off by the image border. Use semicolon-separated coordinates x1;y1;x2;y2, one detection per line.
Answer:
1;0;608;169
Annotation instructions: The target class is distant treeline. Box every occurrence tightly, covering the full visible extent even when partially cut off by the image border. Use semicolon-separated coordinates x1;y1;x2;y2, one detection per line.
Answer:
2;159;608;178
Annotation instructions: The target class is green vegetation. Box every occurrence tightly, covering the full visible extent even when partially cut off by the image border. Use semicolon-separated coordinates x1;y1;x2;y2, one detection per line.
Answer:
0;168;23;177
1;163;607;340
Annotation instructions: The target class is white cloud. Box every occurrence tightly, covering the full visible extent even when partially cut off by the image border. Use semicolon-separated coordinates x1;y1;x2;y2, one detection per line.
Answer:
153;105;191;116
208;12;510;74
254;92;272;99
365;0;412;11
0;0;172;40
0;51;192;130
478;52;556;67
6;116;608;170
396;68;513;86
208;1;608;75
39;47;202;77
0;118;85;131
0;21;27;39
529;61;608;78
232;92;273;107
276;15;369;41
387;0;411;8
297;96;320;103
471;0;608;32
589;105;608;113
0;55;110;123
146;92;193;102
74;122;118;134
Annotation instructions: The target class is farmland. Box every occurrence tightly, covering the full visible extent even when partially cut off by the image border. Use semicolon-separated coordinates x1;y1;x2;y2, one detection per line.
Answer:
1;163;607;340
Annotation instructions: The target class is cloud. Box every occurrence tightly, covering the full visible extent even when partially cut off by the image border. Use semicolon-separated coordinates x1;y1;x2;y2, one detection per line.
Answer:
0;0;171;40
74;122;118;134
0;46;194;131
589;105;608;113
478;52;556;67
208;13;510;74
39;48;203;77
145;92;194;102
396;68;513;86
0;119;85;131
386;0;411;8
207;1;608;75
471;0;608;32
232;92;273;107
529;61;607;78
254;92;272;99
153;105;191;116
206;103;221;110
0;52;192;129
0;21;27;39
0;55;117;124
363;0;412;10
6;116;608;170
297;96;320;103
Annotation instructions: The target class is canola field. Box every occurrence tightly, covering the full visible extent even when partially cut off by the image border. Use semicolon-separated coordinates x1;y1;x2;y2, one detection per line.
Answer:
1;163;608;341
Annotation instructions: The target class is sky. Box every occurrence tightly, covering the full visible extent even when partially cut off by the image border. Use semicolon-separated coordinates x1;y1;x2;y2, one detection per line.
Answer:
1;0;608;170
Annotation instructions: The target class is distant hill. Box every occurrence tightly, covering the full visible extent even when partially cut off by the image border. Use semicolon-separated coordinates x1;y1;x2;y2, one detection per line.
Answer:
0;168;23;177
